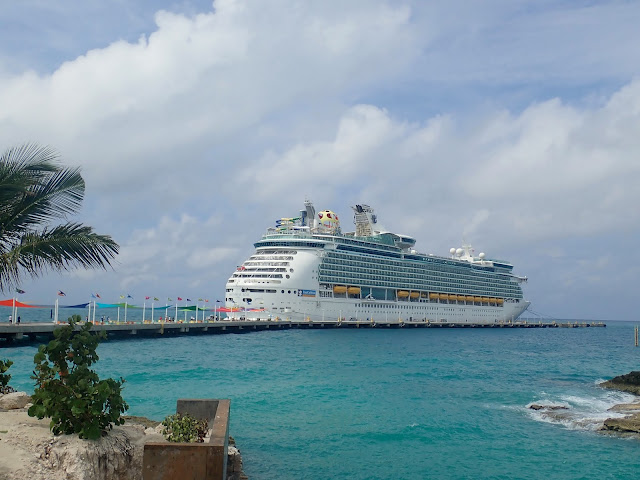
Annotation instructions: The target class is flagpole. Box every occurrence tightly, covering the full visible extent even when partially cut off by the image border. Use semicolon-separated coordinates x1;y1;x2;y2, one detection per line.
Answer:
152;302;155;323
93;300;96;323
143;301;146;322
195;302;198;322
175;301;178;322
125;301;128;322
54;298;58;323
88;300;92;323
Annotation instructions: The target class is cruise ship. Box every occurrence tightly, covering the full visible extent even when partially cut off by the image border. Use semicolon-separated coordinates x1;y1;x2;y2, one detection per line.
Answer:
224;200;529;323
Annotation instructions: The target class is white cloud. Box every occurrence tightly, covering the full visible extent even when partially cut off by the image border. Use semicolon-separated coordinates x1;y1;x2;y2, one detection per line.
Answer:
3;0;640;319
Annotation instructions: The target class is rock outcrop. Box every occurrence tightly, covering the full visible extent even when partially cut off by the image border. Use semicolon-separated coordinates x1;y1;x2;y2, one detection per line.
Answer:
598;372;640;436
601;413;640;435
528;404;568;411
599;371;640;395
0;408;162;480
0;391;31;410
227;436;249;480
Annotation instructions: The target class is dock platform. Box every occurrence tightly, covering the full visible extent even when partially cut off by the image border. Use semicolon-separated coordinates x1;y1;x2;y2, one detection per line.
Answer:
0;319;606;345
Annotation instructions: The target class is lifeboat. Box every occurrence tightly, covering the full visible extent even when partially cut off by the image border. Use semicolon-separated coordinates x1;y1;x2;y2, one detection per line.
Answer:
481;297;490;303
397;290;410;298
474;296;483;302
489;298;497;305
465;295;475;302
437;293;448;300
333;285;347;294
347;286;361;295
429;293;439;300
410;292;420;299
456;295;466;302
496;298;504;305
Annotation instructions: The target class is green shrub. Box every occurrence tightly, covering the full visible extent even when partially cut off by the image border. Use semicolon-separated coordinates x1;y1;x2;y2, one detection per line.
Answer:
162;413;209;443
28;315;128;439
0;359;15;394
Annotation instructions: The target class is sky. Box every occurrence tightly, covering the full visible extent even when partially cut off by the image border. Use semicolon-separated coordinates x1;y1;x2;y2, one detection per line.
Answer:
1;0;639;321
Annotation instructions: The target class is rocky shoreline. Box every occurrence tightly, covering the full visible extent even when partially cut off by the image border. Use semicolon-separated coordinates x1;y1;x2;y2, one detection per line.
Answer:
528;371;640;437
0;392;247;480
598;371;640;436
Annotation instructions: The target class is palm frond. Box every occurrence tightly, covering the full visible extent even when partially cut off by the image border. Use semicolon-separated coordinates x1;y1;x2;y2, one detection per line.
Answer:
0;144;85;234
0;143;120;292
0;223;119;291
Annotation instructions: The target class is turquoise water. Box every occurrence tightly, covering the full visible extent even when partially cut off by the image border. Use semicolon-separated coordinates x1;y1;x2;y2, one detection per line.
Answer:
2;309;640;479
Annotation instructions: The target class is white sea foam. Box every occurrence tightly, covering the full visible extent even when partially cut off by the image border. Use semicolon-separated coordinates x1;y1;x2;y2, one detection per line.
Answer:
526;389;639;432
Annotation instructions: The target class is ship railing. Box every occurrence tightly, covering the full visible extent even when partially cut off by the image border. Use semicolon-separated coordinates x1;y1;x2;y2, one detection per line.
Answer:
264;228;312;237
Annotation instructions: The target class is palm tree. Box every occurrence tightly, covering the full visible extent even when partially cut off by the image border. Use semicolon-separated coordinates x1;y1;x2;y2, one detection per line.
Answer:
0;144;119;292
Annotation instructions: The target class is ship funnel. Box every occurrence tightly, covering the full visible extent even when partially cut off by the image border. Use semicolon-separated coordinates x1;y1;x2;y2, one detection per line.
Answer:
352;204;377;237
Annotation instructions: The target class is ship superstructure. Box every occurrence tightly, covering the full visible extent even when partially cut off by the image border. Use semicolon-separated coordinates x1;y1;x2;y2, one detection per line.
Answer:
224;200;529;323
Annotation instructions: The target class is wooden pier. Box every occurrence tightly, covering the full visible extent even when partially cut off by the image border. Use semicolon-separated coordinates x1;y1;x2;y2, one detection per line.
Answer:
0;319;606;345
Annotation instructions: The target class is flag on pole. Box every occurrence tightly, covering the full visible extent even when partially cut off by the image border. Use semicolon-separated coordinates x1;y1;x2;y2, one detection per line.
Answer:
57;291;66;296
120;295;125;299
187;298;191;302
91;294;97;298
16;288;25;294
198;298;203;302
177;297;183;301
167;297;172;301
127;295;133;299
96;293;101;299
145;296;150;300
154;297;159;301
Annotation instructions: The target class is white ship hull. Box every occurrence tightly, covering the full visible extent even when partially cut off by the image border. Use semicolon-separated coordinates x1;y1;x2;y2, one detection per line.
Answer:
225;241;530;324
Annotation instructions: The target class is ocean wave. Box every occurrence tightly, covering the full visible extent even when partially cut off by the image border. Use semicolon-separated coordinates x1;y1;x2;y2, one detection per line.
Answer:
526;389;638;431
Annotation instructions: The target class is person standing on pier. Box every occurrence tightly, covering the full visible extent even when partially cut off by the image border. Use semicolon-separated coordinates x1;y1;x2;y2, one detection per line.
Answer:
16;316;20;324
8;315;12;324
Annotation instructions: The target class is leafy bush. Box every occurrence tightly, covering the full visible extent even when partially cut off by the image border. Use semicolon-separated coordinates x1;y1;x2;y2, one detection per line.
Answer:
0;359;15;394
28;315;128;439
162;413;209;443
